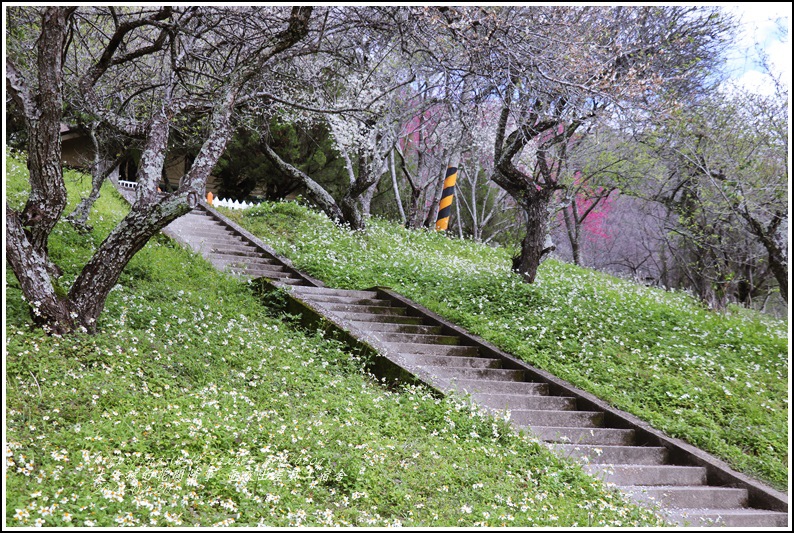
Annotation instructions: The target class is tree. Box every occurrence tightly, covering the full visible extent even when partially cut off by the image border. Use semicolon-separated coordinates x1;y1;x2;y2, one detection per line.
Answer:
6;6;315;333
260;7;427;231
642;87;788;307
431;6;734;283
553;129;662;266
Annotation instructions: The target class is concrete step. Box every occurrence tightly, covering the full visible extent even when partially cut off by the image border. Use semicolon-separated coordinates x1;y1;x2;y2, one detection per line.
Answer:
351;322;442;335
289;286;380;299
214;262;284;275
474;393;576;411
530;427;637;446
370;332;460;345
621;485;748;510
664;508;789;528
206;244;260;255
209;253;282;266
400;354;501;369
439;378;549;396
586;465;707;486
272;277;309;285
181;227;238;239
331;312;425;325
419;366;527;382
508;409;604;428
552;444;668;465
323;303;407;315
184;219;230;231
186;234;249;245
296;294;392;306
383;343;478;357
227;266;294;279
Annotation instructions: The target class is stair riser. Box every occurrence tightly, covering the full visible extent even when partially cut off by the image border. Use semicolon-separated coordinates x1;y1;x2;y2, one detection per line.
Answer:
299;295;392;306
440;379;549;396
333;313;424;325
587;465;707;486
476;394;575;411
531;427;637;446
209;254;283;266
229;270;296;281
510;410;604;428
351;322;442;335
209;259;284;277
373;333;460;345
290;287;379;299
553;445;668;465
384;343;478;357
181;229;238;240
419;367;527;382
205;246;260;256
400;354;501;369
667;512;788;528
623;487;748;510
324;304;407;315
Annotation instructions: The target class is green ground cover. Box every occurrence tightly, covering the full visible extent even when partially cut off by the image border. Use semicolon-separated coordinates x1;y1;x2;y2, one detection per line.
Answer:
226;200;789;491
5;153;664;526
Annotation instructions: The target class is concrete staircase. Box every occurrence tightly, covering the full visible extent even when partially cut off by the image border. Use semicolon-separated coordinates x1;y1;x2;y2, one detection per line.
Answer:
164;205;320;287
163;202;789;528
283;285;788;528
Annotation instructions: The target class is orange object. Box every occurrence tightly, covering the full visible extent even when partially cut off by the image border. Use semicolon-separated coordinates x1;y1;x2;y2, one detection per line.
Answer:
206;191;214;205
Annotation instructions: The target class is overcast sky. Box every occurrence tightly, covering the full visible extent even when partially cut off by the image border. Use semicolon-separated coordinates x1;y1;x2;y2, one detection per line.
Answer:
723;3;791;94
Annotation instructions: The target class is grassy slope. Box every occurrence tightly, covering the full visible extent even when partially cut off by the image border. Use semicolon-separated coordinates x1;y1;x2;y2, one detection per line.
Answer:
5;153;663;526
225;200;789;490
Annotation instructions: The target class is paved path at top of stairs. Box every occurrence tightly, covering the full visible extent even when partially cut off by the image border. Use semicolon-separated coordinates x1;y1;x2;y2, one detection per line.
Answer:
167;203;788;529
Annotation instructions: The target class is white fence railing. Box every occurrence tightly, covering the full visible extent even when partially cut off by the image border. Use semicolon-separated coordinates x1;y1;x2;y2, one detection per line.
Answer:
211;197;258;210
116;180;258;210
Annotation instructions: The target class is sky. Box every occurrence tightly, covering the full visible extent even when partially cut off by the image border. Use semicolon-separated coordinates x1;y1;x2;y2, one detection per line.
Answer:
722;3;791;95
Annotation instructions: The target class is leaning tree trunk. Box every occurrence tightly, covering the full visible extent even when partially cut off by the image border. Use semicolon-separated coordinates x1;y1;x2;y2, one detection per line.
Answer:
67;192;198;330
340;173;379;231
765;244;788;304
66;125;125;231
512;189;556;283
561;203;582;266
5;7;75;332
745;212;788;304
6;208;75;333
262;142;345;223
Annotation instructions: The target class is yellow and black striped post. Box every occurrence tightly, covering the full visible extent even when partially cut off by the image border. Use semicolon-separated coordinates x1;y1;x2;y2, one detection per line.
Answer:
435;166;458;231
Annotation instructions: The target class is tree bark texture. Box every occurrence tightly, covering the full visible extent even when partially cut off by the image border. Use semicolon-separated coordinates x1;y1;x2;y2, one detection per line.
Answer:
512;189;555;283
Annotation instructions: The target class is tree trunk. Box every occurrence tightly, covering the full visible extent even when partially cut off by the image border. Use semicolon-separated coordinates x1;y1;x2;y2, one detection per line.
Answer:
389;149;406;224
512;190;555;283
404;186;423;229
340;172;380;231
6;208;75;334
67;193;196;330
359;180;378;218
263;142;345;223
763;239;788;303
561;202;582;266
67;129;121;231
11;7;74;279
423;168;446;228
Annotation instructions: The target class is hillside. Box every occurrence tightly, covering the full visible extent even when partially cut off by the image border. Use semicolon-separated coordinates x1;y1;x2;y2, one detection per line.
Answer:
224;200;789;491
5;154;665;526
